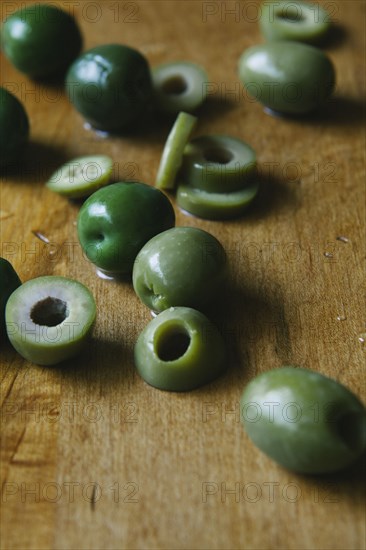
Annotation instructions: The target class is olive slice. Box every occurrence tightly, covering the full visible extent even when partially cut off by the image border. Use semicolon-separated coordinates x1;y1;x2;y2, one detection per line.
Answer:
155;112;197;190
259;1;331;45
46;155;113;198
176;181;259;220
181;135;256;193
152;61;208;115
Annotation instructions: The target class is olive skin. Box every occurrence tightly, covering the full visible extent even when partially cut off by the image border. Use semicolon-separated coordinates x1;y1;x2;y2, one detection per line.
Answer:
66;44;153;131
77;182;175;274
238;42;336;114
134;307;226;391
0;258;21;336
241;366;366;474
132;227;227;313
0;87;29;167
1;4;82;78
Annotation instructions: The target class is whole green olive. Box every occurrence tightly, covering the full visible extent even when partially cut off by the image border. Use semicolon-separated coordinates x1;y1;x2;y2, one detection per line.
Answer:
241;366;366;474
66;44;153;131
238;41;336;114
132;226;227;313
0;87;29;167
1;3;82;78
77;182;175;275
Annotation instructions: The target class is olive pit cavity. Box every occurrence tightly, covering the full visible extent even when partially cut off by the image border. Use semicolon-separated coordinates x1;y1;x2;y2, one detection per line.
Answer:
31;297;69;327
204;147;233;164
276;9;305;22
162;75;188;95
157;326;191;361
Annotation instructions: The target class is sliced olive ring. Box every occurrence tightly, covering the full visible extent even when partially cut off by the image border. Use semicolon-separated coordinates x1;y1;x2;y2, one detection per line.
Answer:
152;61;208;115
180;135;256;193
176;182;259;220
259;1;331;45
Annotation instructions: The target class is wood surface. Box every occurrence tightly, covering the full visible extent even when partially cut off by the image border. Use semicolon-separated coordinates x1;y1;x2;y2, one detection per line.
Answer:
1;1;365;549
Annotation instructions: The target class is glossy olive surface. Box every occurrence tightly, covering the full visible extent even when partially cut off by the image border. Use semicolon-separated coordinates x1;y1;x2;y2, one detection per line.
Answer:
134;307;226;391
0;87;29;167
0;258;21;335
241;366;366;474
132;227;227;313
238;42;336;114
180;135;257;193
5;276;96;365
1;4;82;78
77;182;175;274
66;44;152;131
152;61;209;115
177;181;259;220
259;1;331;44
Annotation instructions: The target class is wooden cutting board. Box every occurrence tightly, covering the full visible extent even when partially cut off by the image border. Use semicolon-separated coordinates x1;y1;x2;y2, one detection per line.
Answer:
1;1;365;548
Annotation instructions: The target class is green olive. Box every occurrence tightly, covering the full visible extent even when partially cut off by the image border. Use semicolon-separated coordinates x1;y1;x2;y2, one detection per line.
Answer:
0;87;29;167
0;258;21;336
152;61;208;115
132;227;227;313
260;1;331;44
5;276;96;365
241;366;366;474
77;182;175;274
155;111;197;190
176;182;259;220
238;41;336;114
66;44;152;131
134;307;226;391
1;3;82;78
180;135;257;193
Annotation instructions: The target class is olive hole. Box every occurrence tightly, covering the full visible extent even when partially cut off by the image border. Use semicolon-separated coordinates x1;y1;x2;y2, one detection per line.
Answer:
335;411;365;453
276;9;305;22
156;326;191;361
161;75;188;95
204;147;233;164
31;297;69;327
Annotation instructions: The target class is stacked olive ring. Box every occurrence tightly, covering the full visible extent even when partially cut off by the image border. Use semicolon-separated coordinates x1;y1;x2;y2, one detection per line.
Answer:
176;135;258;220
156;113;258;220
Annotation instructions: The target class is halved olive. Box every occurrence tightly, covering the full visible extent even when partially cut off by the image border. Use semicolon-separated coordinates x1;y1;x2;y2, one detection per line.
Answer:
5;276;96;365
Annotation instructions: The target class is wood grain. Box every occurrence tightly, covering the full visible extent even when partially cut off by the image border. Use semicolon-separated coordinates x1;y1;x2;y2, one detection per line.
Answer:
1;1;365;549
